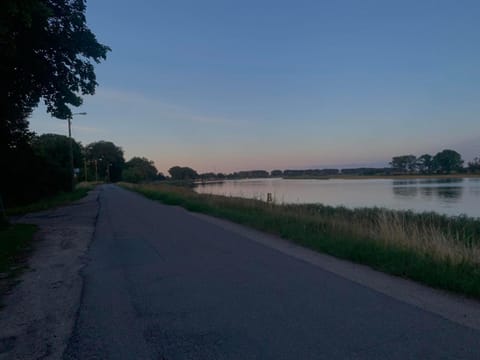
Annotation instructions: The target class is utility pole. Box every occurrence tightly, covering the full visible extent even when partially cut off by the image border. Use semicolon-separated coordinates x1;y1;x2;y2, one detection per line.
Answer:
65;112;87;191
84;159;88;182
94;160;98;182
106;163;112;183
68;116;74;191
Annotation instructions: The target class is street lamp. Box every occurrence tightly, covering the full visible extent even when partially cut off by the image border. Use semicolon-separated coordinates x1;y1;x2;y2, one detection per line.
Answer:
97;157;104;182
66;112;87;191
106;163;113;182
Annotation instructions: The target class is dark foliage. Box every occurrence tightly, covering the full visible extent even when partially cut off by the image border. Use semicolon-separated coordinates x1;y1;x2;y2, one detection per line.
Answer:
85;141;125;182
33;134;83;191
123;157;158;183
0;0;109;207
433;149;464;174
468;158;480;173
0;0;110;122
168;166;198;180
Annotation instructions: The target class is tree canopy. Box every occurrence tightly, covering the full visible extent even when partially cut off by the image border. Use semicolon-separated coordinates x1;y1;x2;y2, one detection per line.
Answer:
168;166;198;180
0;0;110;125
416;154;434;173
123;157;158;183
33;133;83;191
389;150;465;174
33;134;83;169
390;155;417;173
1;0;109;205
468;157;480;173
85;141;125;182
1;133;84;206
433;149;463;174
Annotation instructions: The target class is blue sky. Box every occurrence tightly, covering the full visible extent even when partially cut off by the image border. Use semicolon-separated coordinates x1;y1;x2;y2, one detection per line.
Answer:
29;0;480;173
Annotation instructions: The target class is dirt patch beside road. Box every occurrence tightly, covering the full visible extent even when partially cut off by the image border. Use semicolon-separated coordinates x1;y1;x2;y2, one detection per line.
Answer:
0;188;100;360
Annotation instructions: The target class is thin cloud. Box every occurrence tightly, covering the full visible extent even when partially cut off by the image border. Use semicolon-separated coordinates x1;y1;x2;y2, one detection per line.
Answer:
73;125;105;134
95;87;238;125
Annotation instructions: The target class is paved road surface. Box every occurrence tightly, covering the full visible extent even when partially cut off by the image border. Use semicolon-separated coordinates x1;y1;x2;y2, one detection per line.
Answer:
64;185;480;359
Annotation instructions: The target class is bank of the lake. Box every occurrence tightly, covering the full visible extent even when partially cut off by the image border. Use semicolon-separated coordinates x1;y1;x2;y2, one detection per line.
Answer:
122;182;480;299
195;177;480;218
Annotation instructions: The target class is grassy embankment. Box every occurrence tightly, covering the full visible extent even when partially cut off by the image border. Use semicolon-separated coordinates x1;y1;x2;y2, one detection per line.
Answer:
122;182;480;299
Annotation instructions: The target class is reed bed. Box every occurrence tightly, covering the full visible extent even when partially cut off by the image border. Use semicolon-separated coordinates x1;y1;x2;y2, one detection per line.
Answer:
122;182;480;298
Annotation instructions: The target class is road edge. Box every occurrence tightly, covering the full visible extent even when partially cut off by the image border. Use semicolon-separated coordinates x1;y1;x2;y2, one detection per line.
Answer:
187;210;480;331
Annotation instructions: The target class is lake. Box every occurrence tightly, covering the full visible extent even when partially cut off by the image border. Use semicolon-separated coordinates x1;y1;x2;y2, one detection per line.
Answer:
195;178;480;218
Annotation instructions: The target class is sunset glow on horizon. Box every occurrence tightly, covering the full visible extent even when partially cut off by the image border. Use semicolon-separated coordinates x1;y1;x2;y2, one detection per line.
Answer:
29;0;480;174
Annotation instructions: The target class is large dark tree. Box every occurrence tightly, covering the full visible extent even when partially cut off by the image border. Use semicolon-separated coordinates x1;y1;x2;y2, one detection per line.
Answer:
468;157;480;173
168;166;199;180
123;157;158;183
416;154;434;174
433;149;464;174
1;0;109;207
33;134;83;192
0;0;110;124
85;141;125;182
390;155;417;173
33;134;83;168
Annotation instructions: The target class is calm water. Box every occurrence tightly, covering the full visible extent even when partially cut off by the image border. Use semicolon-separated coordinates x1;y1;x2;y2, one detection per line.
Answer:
195;178;480;218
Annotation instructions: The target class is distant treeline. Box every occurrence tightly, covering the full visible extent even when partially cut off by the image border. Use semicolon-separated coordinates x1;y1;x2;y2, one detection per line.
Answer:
196;167;396;180
4;137;480;209
193;148;480;181
389;149;477;175
2;134;163;208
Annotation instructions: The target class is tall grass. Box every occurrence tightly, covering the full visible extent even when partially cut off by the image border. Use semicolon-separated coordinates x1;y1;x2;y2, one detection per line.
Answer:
294;204;480;266
122;183;480;298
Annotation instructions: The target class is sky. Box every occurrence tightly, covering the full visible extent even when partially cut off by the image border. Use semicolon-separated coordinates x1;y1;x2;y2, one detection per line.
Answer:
29;0;480;174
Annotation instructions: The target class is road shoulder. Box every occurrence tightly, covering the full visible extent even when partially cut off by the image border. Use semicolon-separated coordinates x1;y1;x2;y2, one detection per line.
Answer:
0;188;100;360
189;210;480;331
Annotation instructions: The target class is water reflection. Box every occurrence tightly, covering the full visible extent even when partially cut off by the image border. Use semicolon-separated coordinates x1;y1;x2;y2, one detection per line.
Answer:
392;180;463;202
468;178;480;197
392;186;418;198
434;187;463;201
392;178;464;186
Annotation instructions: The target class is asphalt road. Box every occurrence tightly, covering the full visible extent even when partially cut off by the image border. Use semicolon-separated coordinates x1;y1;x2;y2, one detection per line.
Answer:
64;185;480;359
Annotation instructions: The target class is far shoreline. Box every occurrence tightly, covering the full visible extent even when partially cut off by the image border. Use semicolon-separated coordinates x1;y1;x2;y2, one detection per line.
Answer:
280;174;480;180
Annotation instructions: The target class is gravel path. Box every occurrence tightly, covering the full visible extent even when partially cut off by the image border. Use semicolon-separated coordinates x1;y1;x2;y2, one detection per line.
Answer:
0;189;99;360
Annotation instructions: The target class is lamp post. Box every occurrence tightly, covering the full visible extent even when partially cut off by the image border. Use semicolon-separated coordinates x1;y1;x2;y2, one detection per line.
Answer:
106;163;112;182
67;112;87;191
84;158;100;182
95;159;98;182
97;157;104;182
